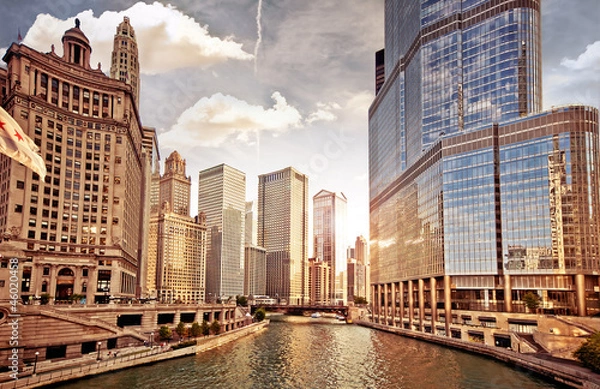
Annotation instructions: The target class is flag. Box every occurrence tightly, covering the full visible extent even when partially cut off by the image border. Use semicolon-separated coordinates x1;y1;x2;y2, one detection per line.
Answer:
17;28;22;42
0;106;46;179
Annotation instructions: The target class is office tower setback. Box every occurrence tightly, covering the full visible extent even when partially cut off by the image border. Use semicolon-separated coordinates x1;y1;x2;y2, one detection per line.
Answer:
313;190;348;304
199;164;245;301
369;0;600;341
258;167;309;305
110;16;140;106
0;19;147;304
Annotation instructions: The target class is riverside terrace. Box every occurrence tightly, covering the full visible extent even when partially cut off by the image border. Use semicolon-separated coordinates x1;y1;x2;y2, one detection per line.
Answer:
0;302;252;372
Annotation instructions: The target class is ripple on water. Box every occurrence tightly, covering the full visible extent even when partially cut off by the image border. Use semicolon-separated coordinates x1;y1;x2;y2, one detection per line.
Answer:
56;318;561;389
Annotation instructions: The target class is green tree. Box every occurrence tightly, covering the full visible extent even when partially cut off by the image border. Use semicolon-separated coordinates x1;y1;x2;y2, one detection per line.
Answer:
574;332;600;372
236;295;248;306
190;322;202;339
210;320;221;335
158;325;172;341
353;296;368;305
201;320;210;336
175;322;187;341
254;307;266;322
522;291;541;312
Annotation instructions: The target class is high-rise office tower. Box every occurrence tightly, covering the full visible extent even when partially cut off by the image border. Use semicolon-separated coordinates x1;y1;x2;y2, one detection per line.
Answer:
198;164;245;301
258;167;309;305
369;0;600;339
0;19;147;304
245;201;258;246
146;150;206;302
308;257;330;305
110;16;140;106
313;190;348;304
244;200;266;296
137;126;160;298
355;235;368;266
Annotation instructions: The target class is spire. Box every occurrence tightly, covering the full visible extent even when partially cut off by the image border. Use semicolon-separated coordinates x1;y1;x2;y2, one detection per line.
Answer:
110;16;140;106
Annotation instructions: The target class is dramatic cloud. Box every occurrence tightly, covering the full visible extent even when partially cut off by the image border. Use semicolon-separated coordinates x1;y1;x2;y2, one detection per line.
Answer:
160;92;302;149
561;41;600;71
18;1;252;75
306;102;341;124
544;40;600;109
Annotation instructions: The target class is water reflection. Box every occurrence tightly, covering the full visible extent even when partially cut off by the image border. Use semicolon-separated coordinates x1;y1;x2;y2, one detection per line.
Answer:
58;316;558;389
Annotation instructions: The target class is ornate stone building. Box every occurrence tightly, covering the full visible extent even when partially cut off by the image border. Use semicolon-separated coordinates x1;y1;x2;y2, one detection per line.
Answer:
0;19;148;304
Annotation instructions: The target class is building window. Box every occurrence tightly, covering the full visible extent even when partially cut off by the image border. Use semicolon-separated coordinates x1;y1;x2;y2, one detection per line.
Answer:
16;180;24;189
43;267;50;276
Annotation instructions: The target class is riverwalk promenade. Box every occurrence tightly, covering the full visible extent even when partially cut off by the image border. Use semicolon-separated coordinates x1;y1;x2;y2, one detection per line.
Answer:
0;320;269;389
358;320;600;389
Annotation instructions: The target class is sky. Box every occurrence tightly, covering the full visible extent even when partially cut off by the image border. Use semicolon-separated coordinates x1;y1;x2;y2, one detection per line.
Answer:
0;0;599;249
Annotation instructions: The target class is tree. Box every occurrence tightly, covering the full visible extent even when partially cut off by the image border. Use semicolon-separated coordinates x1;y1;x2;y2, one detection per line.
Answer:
175;322;187;341
210;320;221;335
353;296;368;305
201;320;210;337
40;293;52;305
574;332;600;372
522;291;541;312
158;325;172;341
236;295;248;306
190;322;202;339
254;307;266;322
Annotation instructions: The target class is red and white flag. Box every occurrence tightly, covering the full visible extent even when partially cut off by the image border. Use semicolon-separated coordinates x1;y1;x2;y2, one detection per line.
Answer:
0;106;46;179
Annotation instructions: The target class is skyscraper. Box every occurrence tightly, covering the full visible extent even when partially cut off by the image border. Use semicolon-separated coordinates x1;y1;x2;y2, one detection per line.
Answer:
258;167;309;305
146;150;206;302
198;164;245;301
0;19;147;304
313;190;348;304
369;0;600;341
244;200;266;297
110;16;140;106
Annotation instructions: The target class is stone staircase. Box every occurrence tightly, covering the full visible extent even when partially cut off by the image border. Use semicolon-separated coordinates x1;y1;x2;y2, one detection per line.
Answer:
39;309;146;342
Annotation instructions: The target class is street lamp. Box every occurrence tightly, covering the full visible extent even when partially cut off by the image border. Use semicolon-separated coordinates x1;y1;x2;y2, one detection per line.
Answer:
96;342;102;361
150;332;154;349
32;351;39;375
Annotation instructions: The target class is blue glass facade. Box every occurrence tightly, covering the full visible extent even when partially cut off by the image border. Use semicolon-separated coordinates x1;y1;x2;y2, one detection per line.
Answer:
369;0;600;323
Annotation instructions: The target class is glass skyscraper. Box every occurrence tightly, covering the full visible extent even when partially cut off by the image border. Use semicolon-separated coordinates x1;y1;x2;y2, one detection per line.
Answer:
313;190;348;304
369;0;600;340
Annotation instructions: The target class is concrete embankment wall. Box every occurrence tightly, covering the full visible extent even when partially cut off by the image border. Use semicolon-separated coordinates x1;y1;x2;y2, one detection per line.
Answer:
0;321;269;389
358;320;600;389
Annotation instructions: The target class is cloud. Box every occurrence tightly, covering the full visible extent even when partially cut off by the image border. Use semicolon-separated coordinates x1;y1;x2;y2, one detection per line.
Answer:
20;1;252;75
306;102;341;124
544;40;600;109
160;92;302;149
560;41;600;72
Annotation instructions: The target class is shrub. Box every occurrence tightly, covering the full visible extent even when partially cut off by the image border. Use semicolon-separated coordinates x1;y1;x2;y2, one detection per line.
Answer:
574;332;600;373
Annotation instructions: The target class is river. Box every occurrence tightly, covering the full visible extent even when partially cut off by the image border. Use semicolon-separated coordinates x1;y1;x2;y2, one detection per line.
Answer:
57;315;559;388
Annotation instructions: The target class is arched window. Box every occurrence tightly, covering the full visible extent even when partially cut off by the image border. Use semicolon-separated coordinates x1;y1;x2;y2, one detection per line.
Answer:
58;268;74;276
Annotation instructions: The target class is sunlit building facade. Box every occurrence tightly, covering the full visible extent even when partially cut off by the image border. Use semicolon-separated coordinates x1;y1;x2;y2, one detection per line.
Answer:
308;257;330;306
0;20;146;304
313;190;347;304
258;167;309;305
369;0;600;341
198;164;245;300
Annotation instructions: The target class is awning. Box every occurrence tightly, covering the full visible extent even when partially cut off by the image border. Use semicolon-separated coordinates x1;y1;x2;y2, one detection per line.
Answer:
461;315;472;319
478;316;497;322
494;333;511;340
